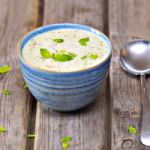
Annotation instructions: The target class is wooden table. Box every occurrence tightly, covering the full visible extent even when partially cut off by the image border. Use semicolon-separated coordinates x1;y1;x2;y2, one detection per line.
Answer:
0;0;150;149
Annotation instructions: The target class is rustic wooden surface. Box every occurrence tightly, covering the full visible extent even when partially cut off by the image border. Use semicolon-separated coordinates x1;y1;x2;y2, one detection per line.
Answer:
109;0;150;150
0;0;150;149
0;0;38;150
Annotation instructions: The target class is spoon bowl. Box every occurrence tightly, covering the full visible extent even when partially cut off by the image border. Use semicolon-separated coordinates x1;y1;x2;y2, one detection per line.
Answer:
120;40;150;75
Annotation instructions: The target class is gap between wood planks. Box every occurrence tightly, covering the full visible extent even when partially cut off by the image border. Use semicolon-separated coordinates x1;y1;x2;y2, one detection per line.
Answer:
26;0;44;150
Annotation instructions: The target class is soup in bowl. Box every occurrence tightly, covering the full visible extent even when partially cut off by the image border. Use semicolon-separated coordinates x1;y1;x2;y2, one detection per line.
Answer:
17;23;112;111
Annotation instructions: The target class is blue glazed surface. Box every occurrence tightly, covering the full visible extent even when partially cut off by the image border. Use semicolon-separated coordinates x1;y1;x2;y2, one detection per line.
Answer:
18;23;112;111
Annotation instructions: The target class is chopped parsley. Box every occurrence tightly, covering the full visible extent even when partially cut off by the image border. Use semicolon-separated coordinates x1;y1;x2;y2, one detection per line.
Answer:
23;82;28;89
60;136;72;143
0;126;5;133
59;49;67;53
28;134;35;139
53;38;64;43
52;53;73;62
81;55;87;60
52;50;76;62
0;64;11;74
68;52;76;58
79;37;90;46
81;53;98;60
40;48;52;58
2;89;11;96
89;54;98;60
128;125;138;134
40;48;76;62
62;142;70;149
60;136;72;150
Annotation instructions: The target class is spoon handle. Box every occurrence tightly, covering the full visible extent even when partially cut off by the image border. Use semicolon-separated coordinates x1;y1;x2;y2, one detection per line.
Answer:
140;75;150;146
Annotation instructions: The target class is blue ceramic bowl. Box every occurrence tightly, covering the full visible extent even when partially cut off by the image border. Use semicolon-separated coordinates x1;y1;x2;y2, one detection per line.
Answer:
17;23;112;111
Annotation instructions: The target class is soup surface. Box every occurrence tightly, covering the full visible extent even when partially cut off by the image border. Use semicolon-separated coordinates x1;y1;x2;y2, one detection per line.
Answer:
22;29;109;72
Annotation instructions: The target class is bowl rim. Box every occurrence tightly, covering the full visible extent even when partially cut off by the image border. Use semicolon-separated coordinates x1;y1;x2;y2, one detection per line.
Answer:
17;23;112;74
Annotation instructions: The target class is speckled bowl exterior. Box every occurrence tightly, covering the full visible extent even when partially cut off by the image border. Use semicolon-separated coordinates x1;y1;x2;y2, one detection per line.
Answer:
17;23;112;111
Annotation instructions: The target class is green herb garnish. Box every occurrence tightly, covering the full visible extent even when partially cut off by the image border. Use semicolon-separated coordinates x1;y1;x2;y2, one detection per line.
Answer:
62;142;70;149
52;50;76;62
28;134;35;139
59;49;67;53
81;55;87;60
79;37;89;46
0;126;5;133
60;136;72;143
40;48;76;62
2;89;11;96
23;82;28;89
0;64;11;74
128;125;138;134
89;54;98;60
53;38;64;43
52;54;73;62
68;52;76;58
60;136;72;150
40;48;52;58
81;53;98;60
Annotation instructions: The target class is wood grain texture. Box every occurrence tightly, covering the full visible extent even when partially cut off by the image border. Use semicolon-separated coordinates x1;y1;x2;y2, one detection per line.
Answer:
0;0;38;149
34;0;110;150
43;0;108;33
34;83;110;150
109;0;150;149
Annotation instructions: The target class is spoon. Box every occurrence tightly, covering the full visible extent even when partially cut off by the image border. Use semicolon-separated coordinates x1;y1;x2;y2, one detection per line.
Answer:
120;40;150;146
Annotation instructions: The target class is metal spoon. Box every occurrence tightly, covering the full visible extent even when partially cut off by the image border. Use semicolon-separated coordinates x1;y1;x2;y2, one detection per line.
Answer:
120;40;150;146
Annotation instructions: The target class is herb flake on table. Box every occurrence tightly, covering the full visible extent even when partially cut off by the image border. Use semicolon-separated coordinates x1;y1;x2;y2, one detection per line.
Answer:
128;125;138;134
22;82;28;89
60;136;72;143
0;64;11;74
28;134;35;139
60;136;72;149
79;37;89;46
40;48;52;58
0;126;5;133
62;142;70;149
2;89;11;96
53;38;64;43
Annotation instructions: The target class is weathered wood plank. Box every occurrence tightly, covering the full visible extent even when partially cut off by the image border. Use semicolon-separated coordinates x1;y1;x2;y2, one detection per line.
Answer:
0;0;39;149
34;0;110;150
43;0;108;32
109;0;150;149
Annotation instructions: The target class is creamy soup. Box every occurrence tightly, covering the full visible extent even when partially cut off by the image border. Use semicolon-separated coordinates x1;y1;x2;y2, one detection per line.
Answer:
22;29;109;72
